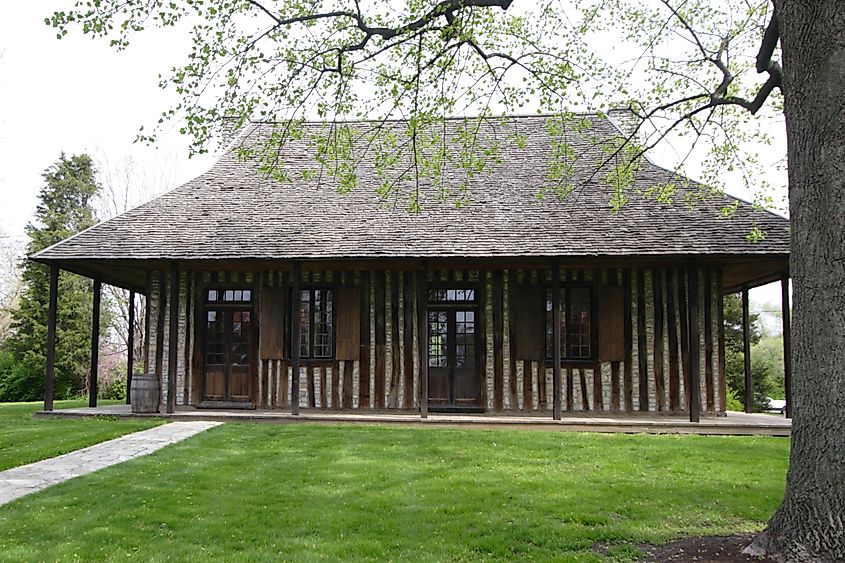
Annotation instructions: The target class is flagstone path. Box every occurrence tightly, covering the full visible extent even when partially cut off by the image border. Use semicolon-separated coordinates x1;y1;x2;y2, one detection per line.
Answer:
0;421;221;506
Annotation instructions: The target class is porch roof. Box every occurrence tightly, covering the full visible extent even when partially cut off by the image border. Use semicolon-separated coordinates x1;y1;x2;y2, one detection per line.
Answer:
32;115;789;292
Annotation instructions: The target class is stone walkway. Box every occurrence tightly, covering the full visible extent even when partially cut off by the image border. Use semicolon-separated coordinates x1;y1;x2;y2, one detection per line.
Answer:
0;421;221;506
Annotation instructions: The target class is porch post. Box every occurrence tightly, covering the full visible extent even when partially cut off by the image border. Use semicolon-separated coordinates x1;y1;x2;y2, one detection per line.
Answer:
419;262;428;419
290;262;301;416
89;278;102;408
44;265;59;412
687;261;700;422
126;289;135;405
552;260;562;420
742;285;752;413
167;261;179;414
143;271;152;373
781;273;792;418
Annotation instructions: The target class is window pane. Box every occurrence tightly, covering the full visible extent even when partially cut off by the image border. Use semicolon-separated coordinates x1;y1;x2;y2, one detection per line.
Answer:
428;288;476;303
428;311;448;368
299;290;311;358
313;289;333;358
297;288;334;358
545;289;567;360
569;288;591;359
455;310;475;369
231;308;251;365
205;309;225;365
428;289;446;302
209;288;254;303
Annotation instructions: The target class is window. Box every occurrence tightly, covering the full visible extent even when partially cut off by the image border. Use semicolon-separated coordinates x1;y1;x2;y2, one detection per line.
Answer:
545;287;593;360
298;288;333;358
207;289;252;303
428;288;476;303
428;311;448;368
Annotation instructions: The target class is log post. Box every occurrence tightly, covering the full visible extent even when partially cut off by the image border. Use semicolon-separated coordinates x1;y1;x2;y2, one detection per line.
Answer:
291;262;301;416
89;278;102;408
167;262;179;414
419;262;428;419
781;273;792;418
126;289;135;405
742;285;752;413
143;272;152;373
44;265;59;412
552;260;562;420
687;262;700;422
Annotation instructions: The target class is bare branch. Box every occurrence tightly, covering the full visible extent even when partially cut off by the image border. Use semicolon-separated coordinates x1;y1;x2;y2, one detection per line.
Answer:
246;0;513;49
660;1;782;115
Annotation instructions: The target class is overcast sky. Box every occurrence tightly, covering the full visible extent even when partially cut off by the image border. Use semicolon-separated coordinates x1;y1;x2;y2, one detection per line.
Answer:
0;2;789;311
0;3;215;242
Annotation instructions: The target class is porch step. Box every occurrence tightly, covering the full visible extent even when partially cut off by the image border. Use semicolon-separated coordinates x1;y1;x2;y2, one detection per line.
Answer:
428;406;486;414
196;401;256;410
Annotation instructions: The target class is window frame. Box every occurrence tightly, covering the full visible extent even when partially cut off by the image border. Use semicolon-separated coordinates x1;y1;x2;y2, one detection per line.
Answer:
294;285;336;361
544;284;598;364
205;287;254;306
428;286;479;305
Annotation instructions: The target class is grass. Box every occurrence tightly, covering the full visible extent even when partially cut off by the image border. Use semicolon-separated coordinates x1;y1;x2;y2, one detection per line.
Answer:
0;400;162;472
0;422;788;562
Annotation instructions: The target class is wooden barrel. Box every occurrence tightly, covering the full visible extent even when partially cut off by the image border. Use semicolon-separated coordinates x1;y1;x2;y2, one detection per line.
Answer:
130;373;161;414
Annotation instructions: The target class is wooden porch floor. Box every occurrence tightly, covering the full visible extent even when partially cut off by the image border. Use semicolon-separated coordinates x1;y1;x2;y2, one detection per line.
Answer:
37;405;791;436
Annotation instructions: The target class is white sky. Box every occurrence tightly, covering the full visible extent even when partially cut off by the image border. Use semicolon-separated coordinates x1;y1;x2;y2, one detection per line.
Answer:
0;2;788;313
0;3;215;242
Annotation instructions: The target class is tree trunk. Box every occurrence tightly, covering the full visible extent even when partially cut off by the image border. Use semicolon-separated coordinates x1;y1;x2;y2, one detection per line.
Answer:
747;2;845;561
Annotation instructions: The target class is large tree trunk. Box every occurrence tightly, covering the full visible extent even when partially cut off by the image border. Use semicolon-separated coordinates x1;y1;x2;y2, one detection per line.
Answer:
747;2;845;561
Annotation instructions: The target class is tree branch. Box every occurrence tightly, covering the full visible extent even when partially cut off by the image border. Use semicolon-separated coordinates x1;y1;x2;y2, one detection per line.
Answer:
246;0;513;43
660;2;782;115
756;14;779;74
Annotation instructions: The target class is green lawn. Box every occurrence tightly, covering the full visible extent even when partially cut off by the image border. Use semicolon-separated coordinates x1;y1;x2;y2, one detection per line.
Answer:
0;422;787;562
0;400;162;472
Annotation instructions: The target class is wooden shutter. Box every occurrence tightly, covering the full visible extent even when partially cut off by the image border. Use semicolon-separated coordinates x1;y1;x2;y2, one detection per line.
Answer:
598;285;624;361
260;286;286;360
514;284;544;360
335;287;361;361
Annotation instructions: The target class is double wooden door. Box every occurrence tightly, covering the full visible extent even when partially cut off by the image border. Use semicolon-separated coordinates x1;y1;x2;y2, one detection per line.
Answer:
203;307;253;402
427;308;481;409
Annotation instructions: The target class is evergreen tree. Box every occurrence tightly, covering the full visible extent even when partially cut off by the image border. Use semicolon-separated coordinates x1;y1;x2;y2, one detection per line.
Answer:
0;154;100;401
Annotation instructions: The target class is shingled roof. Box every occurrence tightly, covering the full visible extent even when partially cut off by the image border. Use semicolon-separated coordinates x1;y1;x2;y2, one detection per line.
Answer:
33;114;789;288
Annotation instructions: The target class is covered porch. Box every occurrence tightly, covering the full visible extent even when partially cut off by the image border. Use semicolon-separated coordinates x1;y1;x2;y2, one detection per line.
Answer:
34;254;793;424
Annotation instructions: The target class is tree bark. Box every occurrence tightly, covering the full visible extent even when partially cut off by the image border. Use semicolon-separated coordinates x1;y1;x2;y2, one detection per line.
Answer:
747;2;845;561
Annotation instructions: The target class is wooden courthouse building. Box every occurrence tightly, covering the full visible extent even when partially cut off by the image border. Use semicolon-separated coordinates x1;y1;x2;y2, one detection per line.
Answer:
32;115;791;421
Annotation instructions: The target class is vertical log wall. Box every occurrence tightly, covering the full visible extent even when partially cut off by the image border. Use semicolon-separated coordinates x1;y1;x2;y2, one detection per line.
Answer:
145;264;725;414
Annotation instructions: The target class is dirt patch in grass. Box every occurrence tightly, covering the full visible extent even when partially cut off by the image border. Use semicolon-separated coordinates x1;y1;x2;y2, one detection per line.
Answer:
638;533;775;562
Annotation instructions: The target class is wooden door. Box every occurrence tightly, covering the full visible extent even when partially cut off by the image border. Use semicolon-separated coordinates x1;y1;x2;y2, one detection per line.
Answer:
203;307;253;402
427;308;480;408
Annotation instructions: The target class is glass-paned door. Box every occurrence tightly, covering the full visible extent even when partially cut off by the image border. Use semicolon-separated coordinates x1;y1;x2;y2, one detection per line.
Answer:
203;307;253;402
427;308;480;407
